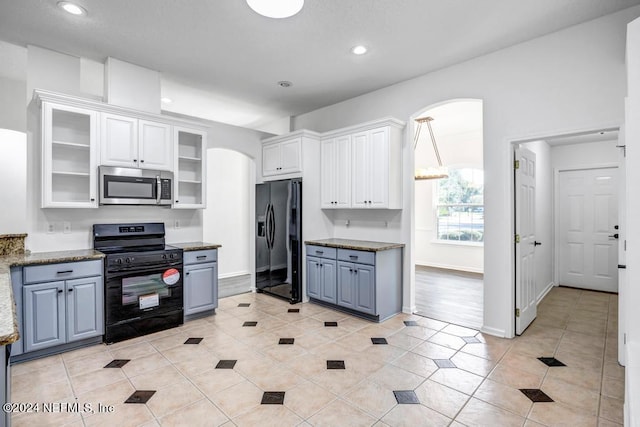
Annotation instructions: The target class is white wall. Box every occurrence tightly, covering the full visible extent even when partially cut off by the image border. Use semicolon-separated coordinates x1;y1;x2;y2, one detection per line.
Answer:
414;100;483;273
551;140;619;170
292;6;640;337
203;149;252;277
520;140;553;301
0;129;27;234
624;15;640;427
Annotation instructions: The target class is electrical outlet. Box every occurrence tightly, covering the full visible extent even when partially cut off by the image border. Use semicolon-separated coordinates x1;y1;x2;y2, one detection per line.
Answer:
63;221;71;234
47;223;55;234
174;219;180;229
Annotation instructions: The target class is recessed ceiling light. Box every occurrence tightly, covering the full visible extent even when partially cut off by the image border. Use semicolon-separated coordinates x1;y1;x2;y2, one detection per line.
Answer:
351;45;368;55
57;1;87;16
277;81;293;88
246;0;303;18
161;97;173;104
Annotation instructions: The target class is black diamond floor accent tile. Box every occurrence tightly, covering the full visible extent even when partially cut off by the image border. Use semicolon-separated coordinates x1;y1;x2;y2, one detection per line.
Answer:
216;360;237;369
434;359;457;368
538;357;566;367
104;359;130;368
238;303;251;307
394;390;420;404
184;337;203;345
371;337;388;345
324;321;338;327
288;308;300;313
261;391;285;405
279;338;295;345
462;336;481;344
327;360;345;369
124;390;156;404
243;321;258;327
404;320;419;326
520;389;554;403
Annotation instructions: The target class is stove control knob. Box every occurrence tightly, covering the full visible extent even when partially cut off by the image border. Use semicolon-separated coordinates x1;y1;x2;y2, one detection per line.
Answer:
162;254;167;260
169;253;176;259
125;257;132;263
115;259;122;265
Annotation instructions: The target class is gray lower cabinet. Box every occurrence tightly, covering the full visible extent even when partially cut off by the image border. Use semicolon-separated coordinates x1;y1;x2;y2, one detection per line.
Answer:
337;261;375;315
307;256;337;304
184;249;218;319
21;260;104;354
306;244;402;321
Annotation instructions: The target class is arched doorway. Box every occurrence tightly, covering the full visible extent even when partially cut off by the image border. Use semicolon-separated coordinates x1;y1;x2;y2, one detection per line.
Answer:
203;148;256;297
412;99;484;329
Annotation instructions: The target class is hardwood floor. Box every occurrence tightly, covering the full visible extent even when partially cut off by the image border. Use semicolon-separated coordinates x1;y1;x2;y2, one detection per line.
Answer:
414;265;483;329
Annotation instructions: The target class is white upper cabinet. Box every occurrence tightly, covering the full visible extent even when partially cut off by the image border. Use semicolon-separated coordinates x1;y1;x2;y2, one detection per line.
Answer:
100;113;172;171
321;135;351;208
139;120;173;170
41;102;98;208
353;126;390;208
321;118;404;210
173;127;207;209
262;137;302;177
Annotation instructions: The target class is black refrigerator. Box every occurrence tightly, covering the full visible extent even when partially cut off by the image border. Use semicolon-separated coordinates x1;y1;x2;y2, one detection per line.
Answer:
256;178;302;303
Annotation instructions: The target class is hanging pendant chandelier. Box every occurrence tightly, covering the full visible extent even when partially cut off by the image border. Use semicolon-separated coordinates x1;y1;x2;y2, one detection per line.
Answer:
414;116;448;180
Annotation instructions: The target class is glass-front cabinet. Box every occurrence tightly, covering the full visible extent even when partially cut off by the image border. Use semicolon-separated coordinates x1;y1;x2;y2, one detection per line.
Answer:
173;127;207;209
41;102;98;208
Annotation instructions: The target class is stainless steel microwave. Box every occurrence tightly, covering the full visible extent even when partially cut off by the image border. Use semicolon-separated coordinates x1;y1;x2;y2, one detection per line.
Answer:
99;166;172;206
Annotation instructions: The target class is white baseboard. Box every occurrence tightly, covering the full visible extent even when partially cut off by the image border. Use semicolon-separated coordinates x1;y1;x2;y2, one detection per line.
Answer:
403;305;417;314
537;282;555;304
480;325;506;338
219;270;251;280
415;261;483;274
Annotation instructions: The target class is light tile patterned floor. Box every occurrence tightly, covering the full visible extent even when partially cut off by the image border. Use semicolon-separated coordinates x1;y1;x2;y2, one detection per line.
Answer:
10;286;624;426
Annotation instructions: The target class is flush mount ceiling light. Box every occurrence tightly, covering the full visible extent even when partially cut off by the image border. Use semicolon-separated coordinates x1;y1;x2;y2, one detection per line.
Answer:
246;0;304;18
57;1;87;16
351;45;368;55
161;97;173;104
277;81;293;88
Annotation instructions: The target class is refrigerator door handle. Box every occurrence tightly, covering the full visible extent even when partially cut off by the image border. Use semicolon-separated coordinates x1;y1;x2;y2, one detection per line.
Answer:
269;204;276;249
264;204;272;250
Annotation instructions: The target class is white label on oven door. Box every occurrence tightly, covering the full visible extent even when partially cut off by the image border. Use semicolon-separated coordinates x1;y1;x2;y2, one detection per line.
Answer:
139;293;160;310
163;268;180;285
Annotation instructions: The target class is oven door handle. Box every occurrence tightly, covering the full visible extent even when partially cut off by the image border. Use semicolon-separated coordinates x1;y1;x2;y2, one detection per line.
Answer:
156;175;162;205
106;264;183;279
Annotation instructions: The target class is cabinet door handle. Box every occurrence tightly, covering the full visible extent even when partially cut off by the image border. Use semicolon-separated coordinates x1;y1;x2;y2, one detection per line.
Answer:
186;272;190;275
316;251;324;255
90;198;95;202
349;268;353;272
140;159;145;163
354;270;358;274
57;270;73;274
133;159;138;162
68;288;73;292
349;255;358;260
57;289;63;293
196;255;207;260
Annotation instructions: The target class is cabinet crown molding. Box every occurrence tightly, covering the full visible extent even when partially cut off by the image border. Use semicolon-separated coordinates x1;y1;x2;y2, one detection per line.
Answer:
318;117;406;139
32;89;208;130
261;118;406;143
262;129;322;144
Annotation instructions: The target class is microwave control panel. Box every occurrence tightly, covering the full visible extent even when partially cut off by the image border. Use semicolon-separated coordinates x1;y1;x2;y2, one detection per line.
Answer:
161;179;172;199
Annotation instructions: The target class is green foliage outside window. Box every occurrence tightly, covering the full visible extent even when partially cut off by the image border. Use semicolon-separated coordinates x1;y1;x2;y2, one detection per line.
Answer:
436;168;484;243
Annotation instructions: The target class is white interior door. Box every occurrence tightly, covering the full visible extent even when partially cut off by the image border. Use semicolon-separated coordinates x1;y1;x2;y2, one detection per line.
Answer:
558;167;618;292
515;147;538;335
616;132;626;365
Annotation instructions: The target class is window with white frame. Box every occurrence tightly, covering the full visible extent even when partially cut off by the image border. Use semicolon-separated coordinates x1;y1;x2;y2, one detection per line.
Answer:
436;168;484;243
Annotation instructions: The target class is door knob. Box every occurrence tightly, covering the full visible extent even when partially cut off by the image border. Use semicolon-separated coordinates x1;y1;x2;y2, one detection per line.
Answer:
609;233;619;239
533;241;542;246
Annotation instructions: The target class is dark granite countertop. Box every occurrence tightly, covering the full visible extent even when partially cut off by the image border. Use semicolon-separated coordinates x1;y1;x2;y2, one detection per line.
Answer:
304;238;405;251
0;249;105;346
169;242;222;251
